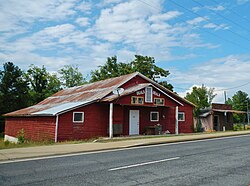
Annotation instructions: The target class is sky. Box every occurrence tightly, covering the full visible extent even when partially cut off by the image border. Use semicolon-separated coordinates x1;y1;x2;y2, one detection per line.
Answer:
0;0;250;103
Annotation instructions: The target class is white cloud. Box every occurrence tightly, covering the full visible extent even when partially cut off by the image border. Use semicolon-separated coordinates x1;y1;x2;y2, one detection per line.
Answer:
148;11;183;22
75;17;90;27
206;5;225;11
0;0;228;80
0;0;77;33
192;6;201;12
187;17;207;25
237;0;249;4
171;55;250;102
75;1;92;13
203;23;229;30
102;0;124;5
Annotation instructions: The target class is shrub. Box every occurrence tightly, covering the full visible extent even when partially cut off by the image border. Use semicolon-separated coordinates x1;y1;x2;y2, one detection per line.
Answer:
195;119;203;133
17;129;25;143
233;124;243;131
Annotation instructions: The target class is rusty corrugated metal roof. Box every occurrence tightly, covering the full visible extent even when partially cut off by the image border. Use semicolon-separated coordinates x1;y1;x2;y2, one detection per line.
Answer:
5;72;195;117
5;72;139;116
102;83;151;102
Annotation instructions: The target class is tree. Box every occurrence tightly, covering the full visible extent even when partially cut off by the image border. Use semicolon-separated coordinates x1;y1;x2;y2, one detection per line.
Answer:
131;55;169;81
59;65;86;88
185;85;216;116
0;62;30;113
158;81;174;92
25;65;61;104
226;90;249;123
0;62;30;132
90;55;173;89
90;56;133;82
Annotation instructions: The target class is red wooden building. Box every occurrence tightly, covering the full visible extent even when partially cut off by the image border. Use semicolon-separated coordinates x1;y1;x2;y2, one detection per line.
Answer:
4;72;195;142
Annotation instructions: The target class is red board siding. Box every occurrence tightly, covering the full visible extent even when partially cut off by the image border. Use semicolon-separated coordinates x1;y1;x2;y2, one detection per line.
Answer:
122;104;193;135
179;103;194;133
5;117;56;141
57;103;109;141
116;87;178;108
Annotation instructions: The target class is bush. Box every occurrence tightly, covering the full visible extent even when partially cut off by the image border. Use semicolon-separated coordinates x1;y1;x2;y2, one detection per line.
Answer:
194;119;203;133
233;124;244;131
17;129;25;143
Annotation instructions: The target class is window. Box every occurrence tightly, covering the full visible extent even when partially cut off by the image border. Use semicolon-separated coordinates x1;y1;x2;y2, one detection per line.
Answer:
131;96;144;104
178;112;185;121
150;111;159;122
154;98;165;106
73;112;84;123
145;87;153;103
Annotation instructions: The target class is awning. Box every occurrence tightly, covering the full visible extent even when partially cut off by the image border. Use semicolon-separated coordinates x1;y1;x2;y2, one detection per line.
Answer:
212;109;247;114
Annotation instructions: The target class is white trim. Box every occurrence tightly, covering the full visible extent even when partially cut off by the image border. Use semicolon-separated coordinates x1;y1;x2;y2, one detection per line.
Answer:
55;115;59;142
73;112;84;123
175;106;179;135
178;112;185;121
4;135;18;143
154;98;165;106
145;87;153;103
136;73;187;106
150;111;159;122
150;84;183;106
109;103;113;138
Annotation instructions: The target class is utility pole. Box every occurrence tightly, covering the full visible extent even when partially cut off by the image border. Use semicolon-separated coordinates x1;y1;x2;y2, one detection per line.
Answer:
247;101;249;125
224;91;227;104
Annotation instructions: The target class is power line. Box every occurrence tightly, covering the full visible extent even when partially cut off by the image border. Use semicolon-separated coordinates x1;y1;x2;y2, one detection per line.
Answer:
210;0;250;24
168;0;250;43
174;81;250;93
138;0;250;51
214;81;250;92
174;81;250;92
192;0;250;33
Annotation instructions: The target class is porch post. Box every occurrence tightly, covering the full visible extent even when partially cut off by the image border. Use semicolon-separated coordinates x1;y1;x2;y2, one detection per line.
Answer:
109;103;113;138
175;106;179;135
55;115;59;142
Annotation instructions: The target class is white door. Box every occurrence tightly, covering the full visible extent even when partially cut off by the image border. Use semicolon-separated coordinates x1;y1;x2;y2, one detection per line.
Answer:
129;110;139;135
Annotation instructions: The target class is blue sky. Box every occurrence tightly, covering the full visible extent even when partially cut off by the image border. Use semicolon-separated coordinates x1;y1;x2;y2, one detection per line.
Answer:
0;0;250;102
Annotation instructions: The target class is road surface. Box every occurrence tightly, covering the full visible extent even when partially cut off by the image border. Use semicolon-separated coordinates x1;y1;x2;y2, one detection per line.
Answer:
0;135;250;186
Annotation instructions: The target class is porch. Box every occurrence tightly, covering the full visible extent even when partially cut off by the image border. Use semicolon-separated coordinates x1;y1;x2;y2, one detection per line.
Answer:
108;103;179;138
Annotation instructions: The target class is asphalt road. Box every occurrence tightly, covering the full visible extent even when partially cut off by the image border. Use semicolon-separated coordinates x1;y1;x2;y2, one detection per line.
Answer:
1;135;250;186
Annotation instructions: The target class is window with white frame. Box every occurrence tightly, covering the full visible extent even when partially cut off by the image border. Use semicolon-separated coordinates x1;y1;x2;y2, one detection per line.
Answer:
154;98;165;106
178;112;185;121
150;111;159;122
145;87;153;103
73;112;84;123
131;96;144;104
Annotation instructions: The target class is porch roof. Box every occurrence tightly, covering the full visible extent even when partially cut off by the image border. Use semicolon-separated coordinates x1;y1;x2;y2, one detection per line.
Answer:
212;109;247;114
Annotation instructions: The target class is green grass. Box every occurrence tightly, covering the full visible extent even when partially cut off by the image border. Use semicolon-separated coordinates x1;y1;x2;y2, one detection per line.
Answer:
1;130;248;149
0;138;55;149
0;137;101;150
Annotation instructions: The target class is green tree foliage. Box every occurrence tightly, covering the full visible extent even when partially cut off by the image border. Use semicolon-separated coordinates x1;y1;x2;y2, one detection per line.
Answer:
90;56;133;82
0;62;30;113
25;65;61;104
158;81;174;92
0;62;30;132
131;55;169;81
59;65;86;88
226;90;249;123
90;55;173;90
185;85;216;116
